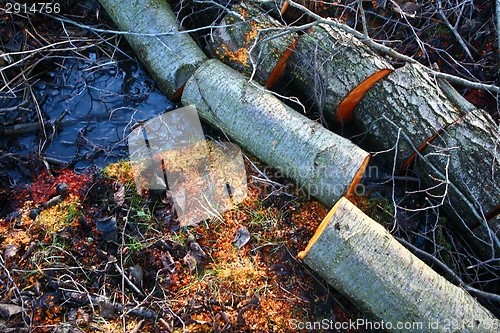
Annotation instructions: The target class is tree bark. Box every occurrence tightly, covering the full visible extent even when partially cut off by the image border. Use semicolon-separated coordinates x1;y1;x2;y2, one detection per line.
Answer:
355;64;500;258
210;5;393;121
205;4;500;258
98;0;207;99
299;196;497;333
413;108;500;258
208;2;298;87
181;59;370;207
289;23;393;122
354;62;464;166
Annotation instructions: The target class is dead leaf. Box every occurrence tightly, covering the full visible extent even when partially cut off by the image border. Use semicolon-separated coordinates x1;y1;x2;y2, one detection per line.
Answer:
3;244;18;261
128;264;143;289
161;251;176;273
113;182;125;206
128;319;145;333
183;253;197;272
232;227;250;249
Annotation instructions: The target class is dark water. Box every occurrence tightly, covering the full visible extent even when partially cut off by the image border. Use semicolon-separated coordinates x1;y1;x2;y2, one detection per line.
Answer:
1;52;174;173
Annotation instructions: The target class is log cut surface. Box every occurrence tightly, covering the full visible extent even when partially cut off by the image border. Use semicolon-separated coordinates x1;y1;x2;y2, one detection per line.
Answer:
290;23;393;120
355;62;463;165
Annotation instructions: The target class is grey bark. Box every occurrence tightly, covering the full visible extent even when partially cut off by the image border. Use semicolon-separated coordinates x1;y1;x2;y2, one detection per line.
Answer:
289;23;393;121
299;197;497;333
355;62;463;166
98;0;207;99
181;59;369;207
413;108;500;258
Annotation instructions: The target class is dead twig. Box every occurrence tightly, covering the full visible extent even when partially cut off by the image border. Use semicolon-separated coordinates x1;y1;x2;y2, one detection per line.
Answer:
396;236;500;303
437;0;474;61
283;0;500;94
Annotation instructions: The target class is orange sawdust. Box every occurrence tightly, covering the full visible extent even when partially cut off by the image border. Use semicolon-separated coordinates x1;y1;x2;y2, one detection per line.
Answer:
220;43;249;67
30;168;91;203
0;158;360;332
156;185;331;331
34;193;81;233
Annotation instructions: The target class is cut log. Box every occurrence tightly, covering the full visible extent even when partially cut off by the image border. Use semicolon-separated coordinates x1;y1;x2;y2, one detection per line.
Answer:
412;108;500;258
289;23;394;122
209;2;298;87
299;196;497;333
354;62;463;166
210;5;393;121
99;0;369;206
354;63;500;258
98;0;207;99
181;59;370;207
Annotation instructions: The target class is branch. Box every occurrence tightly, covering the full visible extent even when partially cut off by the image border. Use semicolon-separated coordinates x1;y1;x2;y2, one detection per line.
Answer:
437;0;474;61
396;236;500;303
283;0;500;94
496;0;500;70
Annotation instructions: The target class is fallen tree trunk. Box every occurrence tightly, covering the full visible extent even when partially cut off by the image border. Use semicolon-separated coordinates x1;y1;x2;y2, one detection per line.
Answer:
354;63;463;166
208;2;298;87
209;4;500;259
412;108;500;257
299;196;497;333
98;0;499;327
210;3;393;122
99;0;369;206
181;59;369;206
98;0;207;99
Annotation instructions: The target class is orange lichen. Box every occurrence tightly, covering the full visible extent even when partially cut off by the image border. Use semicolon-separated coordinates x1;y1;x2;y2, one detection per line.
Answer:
102;160;135;185
220;43;249;67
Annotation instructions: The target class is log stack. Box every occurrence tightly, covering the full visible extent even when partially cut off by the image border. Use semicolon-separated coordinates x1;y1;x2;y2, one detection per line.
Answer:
181;59;369;207
206;1;500;260
98;0;370;208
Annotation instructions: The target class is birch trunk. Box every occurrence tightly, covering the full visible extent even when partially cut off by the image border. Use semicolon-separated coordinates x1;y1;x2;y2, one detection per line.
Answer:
289;23;393;122
181;59;370;207
299;197;497;333
412;108;500;258
209;2;298;87
354;62;463;166
98;0;207;99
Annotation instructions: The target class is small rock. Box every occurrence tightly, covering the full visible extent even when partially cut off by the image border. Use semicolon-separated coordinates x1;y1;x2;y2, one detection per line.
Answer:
0;304;23;318
29;207;42;219
96;216;117;242
55;183;70;196
128;264;143;289
232;227;251;249
3;244;18;261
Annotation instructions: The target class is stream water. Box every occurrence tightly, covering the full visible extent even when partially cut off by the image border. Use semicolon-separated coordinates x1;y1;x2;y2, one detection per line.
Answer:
0;51;174;177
